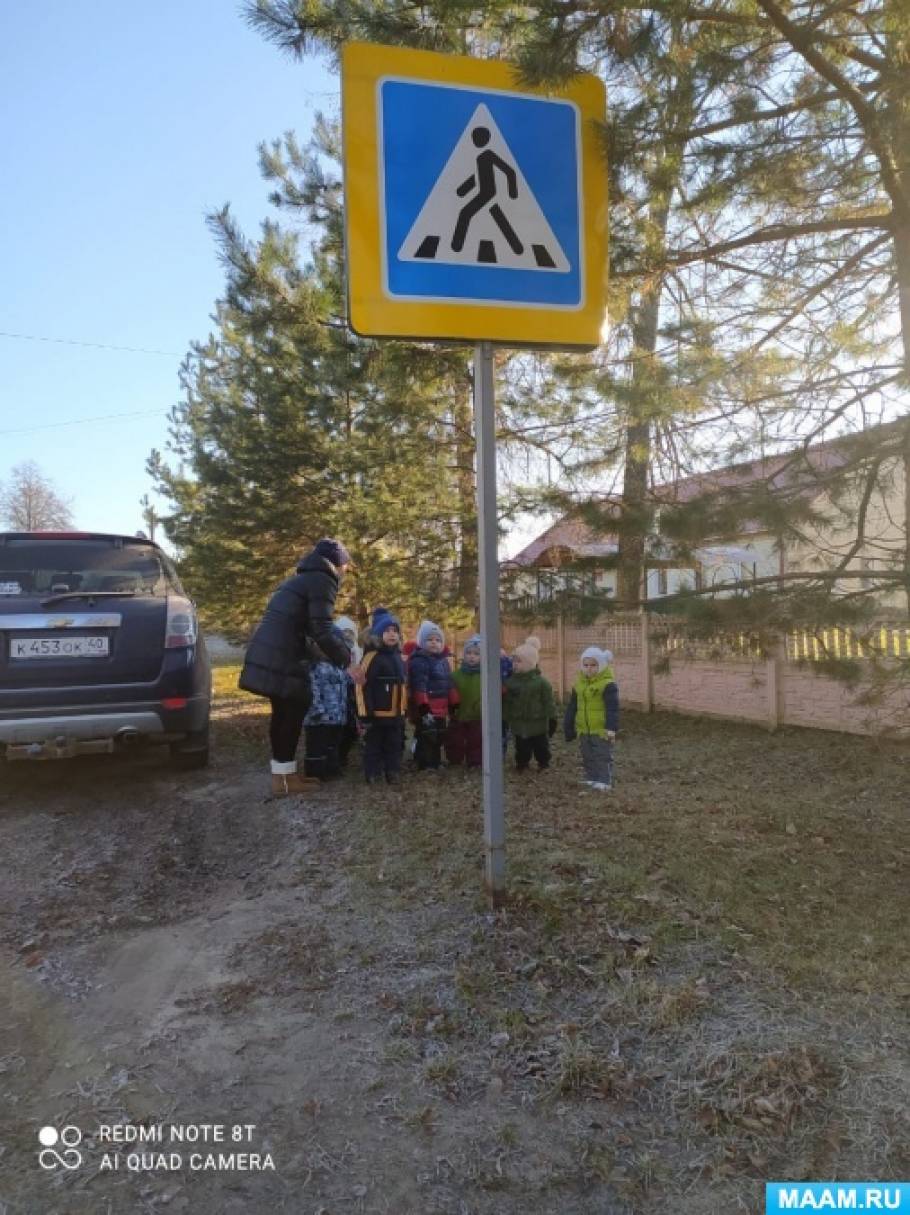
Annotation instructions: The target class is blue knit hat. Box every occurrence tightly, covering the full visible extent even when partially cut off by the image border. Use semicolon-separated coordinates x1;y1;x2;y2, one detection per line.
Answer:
417;619;444;648
463;634;482;655
314;537;351;567
371;606;400;639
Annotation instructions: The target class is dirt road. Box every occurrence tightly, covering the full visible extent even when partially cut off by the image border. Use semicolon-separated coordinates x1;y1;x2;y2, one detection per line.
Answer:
2;747;595;1215
2;705;909;1214
2;752;461;1214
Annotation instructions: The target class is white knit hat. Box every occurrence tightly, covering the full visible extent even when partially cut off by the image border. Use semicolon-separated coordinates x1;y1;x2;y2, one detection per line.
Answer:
513;635;541;668
580;645;609;671
335;616;362;662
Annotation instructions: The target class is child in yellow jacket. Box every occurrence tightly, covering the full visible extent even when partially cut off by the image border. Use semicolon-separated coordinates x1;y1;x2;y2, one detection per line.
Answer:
563;647;619;791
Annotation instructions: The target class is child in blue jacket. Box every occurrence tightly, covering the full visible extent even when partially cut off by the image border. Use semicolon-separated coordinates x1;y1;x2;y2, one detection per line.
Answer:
408;619;459;769
303;627;352;780
357;608;408;784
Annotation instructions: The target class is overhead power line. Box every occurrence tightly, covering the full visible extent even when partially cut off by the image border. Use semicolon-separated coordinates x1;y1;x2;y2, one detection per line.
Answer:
0;409;169;436
0;329;180;357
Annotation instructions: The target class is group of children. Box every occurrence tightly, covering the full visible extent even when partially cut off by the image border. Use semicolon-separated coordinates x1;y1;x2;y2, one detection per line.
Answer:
302;609;620;792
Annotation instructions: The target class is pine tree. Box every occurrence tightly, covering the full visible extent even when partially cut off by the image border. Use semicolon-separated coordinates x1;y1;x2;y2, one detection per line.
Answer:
243;0;909;621
149;125;480;636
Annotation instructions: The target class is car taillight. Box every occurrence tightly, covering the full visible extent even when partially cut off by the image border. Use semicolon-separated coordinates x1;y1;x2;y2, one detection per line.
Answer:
165;595;197;649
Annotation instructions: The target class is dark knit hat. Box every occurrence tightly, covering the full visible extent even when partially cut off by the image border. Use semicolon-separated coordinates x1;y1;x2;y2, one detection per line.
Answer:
314;537;351;567
371;606;400;639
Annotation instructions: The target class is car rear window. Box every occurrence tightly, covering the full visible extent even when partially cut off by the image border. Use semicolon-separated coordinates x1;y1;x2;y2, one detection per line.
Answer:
0;538;181;599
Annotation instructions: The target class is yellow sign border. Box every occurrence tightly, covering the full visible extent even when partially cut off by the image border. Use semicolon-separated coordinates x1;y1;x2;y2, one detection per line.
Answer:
342;42;607;349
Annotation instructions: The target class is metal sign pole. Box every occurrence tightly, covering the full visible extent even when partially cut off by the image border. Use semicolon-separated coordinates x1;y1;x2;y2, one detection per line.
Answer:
473;340;505;908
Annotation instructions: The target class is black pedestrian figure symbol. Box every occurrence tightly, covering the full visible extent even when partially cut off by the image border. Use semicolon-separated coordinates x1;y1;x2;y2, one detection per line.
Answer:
451;127;524;256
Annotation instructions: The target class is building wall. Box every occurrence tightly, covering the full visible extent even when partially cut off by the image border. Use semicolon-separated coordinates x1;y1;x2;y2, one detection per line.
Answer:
785;455;907;610
508;452;907;611
645;566;694;599
698;533;781;590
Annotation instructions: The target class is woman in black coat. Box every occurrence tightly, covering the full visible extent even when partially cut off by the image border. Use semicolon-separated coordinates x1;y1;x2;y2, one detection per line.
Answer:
239;538;352;795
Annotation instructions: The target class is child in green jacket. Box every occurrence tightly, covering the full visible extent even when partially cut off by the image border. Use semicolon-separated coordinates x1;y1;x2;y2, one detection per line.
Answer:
448;634;483;767
503;636;557;771
564;647;619;791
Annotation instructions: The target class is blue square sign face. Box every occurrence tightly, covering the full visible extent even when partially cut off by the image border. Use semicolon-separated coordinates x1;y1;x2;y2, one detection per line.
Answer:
379;79;583;309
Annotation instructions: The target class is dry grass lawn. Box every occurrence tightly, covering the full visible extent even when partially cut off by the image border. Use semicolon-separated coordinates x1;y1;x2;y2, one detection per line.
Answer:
210;661;910;1211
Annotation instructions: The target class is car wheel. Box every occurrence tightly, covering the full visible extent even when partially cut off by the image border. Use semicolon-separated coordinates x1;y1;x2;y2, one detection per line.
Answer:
170;726;210;770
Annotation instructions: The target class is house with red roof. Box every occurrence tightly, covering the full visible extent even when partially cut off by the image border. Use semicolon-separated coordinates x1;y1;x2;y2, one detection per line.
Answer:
504;422;907;609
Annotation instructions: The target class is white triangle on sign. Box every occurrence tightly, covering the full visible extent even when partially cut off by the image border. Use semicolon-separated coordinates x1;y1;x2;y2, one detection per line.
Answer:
396;103;570;273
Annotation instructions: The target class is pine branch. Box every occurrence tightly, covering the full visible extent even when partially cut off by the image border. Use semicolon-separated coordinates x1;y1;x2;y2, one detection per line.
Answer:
830;457;887;577
650;567;907;608
752;0;909;222
664;80;878;143
663;213;892;270
681;3;886;70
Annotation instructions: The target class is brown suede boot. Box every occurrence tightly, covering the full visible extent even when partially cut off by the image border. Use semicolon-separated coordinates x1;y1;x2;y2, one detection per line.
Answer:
270;772;322;796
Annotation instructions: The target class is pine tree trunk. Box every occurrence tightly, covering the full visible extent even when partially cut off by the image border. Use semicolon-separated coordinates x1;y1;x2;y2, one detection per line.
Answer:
884;11;910;614
894;219;910;379
883;1;910;377
616;225;668;609
615;23;689;609
894;90;910;619
903;418;910;619
617;423;651;608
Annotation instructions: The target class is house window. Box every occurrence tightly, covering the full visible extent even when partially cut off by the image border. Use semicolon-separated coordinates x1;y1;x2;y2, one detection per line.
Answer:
657;568;668;596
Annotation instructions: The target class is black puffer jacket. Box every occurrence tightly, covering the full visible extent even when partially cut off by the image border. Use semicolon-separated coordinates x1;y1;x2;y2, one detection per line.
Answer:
239;552;351;702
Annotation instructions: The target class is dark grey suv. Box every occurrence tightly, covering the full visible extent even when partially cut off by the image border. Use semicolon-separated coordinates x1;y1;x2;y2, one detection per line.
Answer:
0;532;210;768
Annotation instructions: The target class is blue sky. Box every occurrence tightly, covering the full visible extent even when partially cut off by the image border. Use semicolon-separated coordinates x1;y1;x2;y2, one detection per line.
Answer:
1;3;337;538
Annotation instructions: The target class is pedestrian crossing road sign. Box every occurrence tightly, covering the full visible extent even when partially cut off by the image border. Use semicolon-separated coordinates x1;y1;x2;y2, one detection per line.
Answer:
342;43;607;349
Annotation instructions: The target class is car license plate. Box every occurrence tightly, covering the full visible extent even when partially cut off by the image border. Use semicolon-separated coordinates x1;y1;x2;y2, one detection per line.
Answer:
10;635;110;659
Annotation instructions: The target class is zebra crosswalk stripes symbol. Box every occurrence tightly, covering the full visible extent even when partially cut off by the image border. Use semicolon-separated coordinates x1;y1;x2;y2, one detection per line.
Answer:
397;104;570;273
